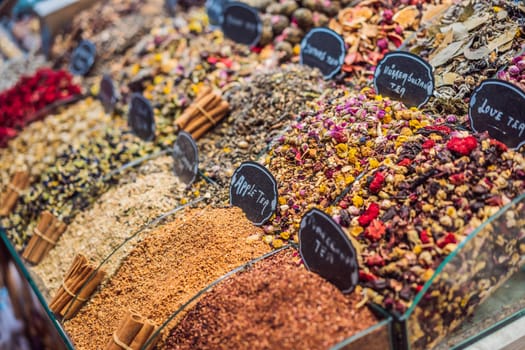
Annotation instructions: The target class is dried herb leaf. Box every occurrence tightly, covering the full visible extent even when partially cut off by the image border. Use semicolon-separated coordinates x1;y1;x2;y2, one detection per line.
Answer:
487;26;518;52
430;40;465;67
462;13;490;32
464;45;490;60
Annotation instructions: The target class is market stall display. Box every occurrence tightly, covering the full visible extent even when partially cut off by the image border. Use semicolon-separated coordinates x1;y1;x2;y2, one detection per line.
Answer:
0;0;524;348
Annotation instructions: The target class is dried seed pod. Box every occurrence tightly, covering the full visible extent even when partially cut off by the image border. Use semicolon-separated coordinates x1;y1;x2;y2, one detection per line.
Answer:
293;8;314;30
282;27;304;44
270;14;290;35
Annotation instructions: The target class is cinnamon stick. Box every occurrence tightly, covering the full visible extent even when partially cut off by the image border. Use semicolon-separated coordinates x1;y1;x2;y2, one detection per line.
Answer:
105;311;158;350
185;100;230;136
176;93;220;129
129;319;158;350
190;110;229;140
49;254;106;320
22;211;67;264
106;312;144;350
194;86;212;103
0;171;30;216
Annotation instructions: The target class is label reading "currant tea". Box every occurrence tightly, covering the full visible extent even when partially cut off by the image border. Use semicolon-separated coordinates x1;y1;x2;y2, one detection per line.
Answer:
229;162;278;226
300;28;345;80
374;51;434;108
299;208;359;294
469;79;525;150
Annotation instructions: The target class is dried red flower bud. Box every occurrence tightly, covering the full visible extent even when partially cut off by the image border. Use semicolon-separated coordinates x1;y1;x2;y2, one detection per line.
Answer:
489;139;508;152
364;219;386;241
422;139;435;149
446;136;478;156
398;158;411;166
450;173;465;185
369;171;386;194
419;230;430;244
365;254;385;267
437;233;457;248
359;271;378;282
424;125;452;134
358;202;380;226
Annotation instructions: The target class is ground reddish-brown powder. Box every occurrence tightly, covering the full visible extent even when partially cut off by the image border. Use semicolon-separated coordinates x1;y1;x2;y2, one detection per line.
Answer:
164;249;378;350
64;207;270;350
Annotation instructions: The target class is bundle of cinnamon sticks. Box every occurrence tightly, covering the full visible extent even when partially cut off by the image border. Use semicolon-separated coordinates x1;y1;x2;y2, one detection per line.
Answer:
22;211;67;264
175;86;229;140
0;171;30;216
105;310;158;350
49;254;106;320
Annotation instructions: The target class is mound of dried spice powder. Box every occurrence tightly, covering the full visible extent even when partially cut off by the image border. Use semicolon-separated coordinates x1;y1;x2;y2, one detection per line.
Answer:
327;128;524;347
1;129;158;250
164;249;379;350
31;156;195;297
64;207;270;350
330;128;525;312
403;0;525;115
199;64;325;203
263;87;440;246
0;97;121;189
0;68;81;147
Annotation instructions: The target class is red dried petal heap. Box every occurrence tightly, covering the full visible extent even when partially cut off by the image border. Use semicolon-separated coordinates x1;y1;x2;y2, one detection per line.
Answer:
446;136;478;156
0;68;81;147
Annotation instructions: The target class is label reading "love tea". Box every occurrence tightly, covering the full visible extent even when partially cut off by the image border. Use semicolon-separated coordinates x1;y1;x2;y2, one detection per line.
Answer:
469;79;525;150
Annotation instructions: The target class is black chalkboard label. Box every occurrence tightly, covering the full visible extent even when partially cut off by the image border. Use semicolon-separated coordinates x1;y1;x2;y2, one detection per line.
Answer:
40;24;53;58
469;79;525;150
299;208;359;294
229;161;278;226
128;93;155;141
172;131;199;185
69;40;96;76
221;2;262;47
99;74;117;113
300;28;345;80
207;0;229;25
165;0;177;16
374;52;434;108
